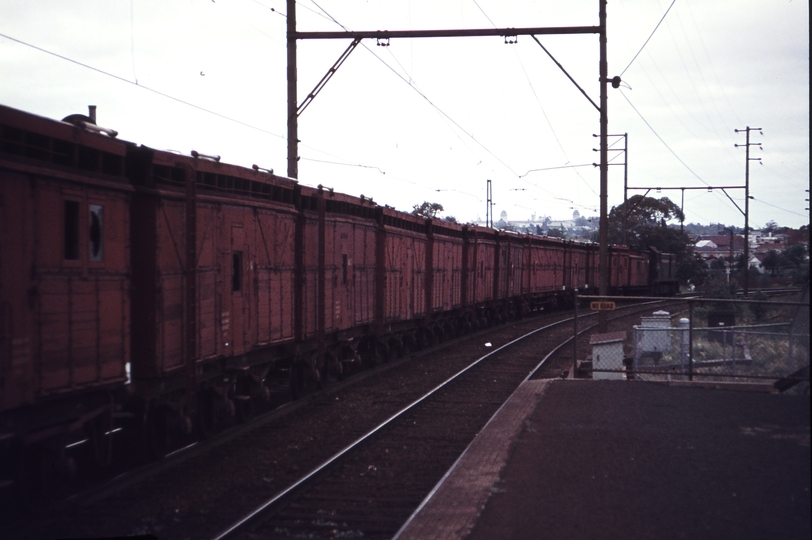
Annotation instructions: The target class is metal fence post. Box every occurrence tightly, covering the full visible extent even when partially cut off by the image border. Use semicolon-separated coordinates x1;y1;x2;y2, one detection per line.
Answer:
731;328;736;376
573;289;579;377
688;300;694;381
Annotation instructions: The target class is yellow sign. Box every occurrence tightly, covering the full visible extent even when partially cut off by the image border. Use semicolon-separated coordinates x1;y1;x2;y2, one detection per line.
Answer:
590;301;616;311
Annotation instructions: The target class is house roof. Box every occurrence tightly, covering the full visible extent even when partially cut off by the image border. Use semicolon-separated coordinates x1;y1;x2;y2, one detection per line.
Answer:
696;235;746;249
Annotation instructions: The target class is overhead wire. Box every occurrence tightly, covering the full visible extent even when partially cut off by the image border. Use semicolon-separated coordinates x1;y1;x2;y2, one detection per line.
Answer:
0;32;287;142
620;0;676;76
301;157;386;175
661;8;731;152
510;42;598;198
0;28;396;180
472;0;497;27
249;0;286;17
304;0;521;178
619;88;710;186
751;198;808;219
683;0;742;126
618;89;747;216
469;1;599;203
130;0;138;83
624;2;742;170
300;2;486;175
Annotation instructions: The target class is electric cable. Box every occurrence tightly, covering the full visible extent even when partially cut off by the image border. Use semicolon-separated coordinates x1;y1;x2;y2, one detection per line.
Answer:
305;0;521;177
620;0;676;77
0;32;287;141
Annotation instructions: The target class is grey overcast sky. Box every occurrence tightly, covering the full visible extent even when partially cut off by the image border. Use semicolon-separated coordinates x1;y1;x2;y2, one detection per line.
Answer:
1;0;808;229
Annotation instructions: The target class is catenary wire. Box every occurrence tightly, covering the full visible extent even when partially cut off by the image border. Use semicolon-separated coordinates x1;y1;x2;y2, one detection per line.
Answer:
468;0;599;203
0;32;287;142
620;0;676;77
0;31;403;179
305;0;521;178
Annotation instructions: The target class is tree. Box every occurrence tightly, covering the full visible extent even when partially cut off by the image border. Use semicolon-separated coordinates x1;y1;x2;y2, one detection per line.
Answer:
682;253;708;287
411;201;444;219
781;243;807;268
761;250;781;276
763;220;779;234
608;195;685;246
608;195;699;284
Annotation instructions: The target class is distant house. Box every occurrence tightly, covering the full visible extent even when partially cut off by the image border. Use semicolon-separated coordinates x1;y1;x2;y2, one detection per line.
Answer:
751;253;768;273
694;235;745;261
473;209;595;237
784;228;809;247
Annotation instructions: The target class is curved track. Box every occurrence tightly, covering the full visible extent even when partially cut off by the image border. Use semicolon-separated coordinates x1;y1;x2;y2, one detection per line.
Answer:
213;302;667;540
5;301;675;540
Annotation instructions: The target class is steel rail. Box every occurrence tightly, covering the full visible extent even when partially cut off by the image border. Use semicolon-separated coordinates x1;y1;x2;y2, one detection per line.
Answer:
393;301;673;540
210;313;590;540
212;299;675;540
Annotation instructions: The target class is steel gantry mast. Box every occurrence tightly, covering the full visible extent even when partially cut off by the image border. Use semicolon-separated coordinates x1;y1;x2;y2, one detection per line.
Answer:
286;0;617;328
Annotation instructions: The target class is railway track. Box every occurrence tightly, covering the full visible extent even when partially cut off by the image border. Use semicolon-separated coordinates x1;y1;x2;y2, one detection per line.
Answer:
212;301;671;540
5;300;674;540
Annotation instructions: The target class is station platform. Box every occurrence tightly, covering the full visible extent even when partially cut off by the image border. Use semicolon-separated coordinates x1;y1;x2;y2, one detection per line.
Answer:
394;379;810;540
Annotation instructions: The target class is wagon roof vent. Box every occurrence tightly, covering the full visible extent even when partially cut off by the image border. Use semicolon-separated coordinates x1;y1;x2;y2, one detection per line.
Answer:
191;150;220;162
61;105;118;138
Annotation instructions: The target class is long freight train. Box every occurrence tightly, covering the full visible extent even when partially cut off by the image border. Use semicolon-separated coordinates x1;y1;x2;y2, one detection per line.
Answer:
0;104;677;487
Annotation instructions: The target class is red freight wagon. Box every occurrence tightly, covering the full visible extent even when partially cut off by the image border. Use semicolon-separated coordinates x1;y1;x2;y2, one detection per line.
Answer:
525;236;567;294
628;249;650;290
608;246;631;291
294;186;378;376
587;248;600;290
127;146;298;429
381;208;428;327
322;191;377;337
426;220;464;341
0;105;131;465
463;225;498;308
565;241;592;291
497;232;524;302
297;187;320;344
429;221;464;314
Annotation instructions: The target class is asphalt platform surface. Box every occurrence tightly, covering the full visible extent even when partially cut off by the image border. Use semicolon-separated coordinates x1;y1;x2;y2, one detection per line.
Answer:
395;379;810;540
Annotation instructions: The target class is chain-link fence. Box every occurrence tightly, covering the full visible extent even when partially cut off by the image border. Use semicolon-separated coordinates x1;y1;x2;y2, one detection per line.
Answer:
575;290;809;392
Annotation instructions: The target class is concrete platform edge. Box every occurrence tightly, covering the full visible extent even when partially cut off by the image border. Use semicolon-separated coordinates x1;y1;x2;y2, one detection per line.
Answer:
393;379;554;540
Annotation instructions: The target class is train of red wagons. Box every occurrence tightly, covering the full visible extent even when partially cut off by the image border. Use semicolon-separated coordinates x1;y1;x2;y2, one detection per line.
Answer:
0;104;677;483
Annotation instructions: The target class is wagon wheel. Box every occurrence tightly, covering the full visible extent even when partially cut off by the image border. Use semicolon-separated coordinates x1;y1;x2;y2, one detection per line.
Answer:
376;340;391;364
361;345;377;370
324;351;344;382
145;405;173;459
234;377;254;424
234;395;253;423
400;338;412;358
387;339;401;359
434;326;446;344
289;360;306;400
85;410;114;468
197;390;217;439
